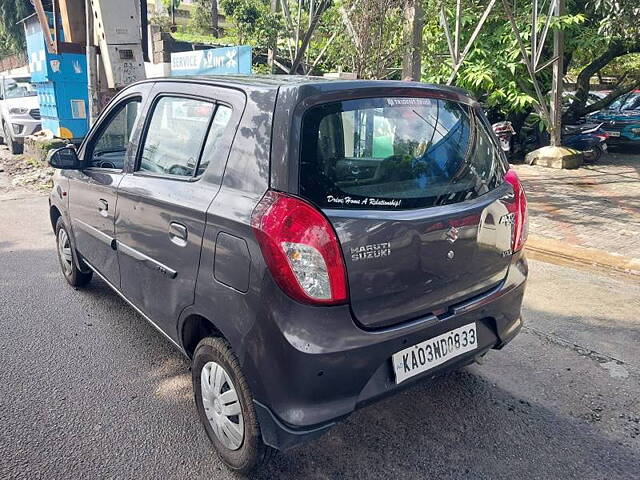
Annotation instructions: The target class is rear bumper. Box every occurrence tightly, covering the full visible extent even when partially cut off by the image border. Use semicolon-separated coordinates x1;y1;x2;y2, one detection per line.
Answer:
248;251;528;450
601;123;640;144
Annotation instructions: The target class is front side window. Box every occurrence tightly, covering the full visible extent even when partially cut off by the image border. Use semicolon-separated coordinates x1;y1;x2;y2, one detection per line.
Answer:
138;97;215;177
89;98;141;169
300;97;505;210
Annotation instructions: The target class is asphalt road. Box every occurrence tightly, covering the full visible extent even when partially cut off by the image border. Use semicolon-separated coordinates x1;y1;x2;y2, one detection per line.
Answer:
1;182;639;479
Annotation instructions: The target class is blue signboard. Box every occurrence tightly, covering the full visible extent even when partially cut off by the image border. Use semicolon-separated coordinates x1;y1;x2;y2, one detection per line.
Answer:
170;46;252;76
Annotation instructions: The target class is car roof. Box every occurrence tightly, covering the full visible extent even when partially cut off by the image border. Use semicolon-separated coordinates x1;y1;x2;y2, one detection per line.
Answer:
141;75;474;100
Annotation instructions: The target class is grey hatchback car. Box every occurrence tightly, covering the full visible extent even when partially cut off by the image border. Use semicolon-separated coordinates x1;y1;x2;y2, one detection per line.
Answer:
48;76;528;473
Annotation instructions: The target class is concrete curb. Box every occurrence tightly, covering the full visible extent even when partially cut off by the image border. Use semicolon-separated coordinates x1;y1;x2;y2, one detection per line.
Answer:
526;234;640;277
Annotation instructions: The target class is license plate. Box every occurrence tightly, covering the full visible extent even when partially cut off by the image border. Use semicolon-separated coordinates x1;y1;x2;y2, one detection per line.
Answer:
605;131;621;137
392;323;477;384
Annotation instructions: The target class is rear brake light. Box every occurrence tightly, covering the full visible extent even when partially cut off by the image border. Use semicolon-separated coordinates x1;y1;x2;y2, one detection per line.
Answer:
251;191;349;305
504;170;528;252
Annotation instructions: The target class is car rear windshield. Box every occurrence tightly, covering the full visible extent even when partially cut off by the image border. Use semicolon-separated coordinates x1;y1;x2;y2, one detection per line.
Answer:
299;97;506;210
609;92;640;111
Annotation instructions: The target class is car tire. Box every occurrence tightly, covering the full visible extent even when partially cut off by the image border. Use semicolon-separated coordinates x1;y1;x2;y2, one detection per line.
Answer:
2;122;23;155
192;336;275;473
55;217;93;287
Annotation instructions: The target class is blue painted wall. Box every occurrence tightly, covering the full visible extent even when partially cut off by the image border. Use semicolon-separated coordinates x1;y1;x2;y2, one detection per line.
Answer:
24;14;89;140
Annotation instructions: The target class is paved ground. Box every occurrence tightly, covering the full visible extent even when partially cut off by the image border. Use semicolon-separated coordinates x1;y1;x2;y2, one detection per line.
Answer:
1;180;639;479
514;147;640;259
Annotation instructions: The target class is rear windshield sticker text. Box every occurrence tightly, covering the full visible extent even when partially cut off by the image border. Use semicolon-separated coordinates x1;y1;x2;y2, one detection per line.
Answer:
326;195;402;208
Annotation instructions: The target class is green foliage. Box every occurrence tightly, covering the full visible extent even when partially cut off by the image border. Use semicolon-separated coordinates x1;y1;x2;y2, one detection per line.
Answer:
149;12;174;31
602;53;640;78
589;0;640;39
0;0;33;57
306;0;405;79
191;0;214;34
171;31;235;45
422;1;591;118
162;0;182;12
220;0;280;46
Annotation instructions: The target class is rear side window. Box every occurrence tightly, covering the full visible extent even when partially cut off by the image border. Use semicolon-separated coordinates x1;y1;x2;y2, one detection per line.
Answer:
300;97;505;210
197;105;232;177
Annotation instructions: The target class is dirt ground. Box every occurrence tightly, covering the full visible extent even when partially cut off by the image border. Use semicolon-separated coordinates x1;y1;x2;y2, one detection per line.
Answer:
0;144;54;192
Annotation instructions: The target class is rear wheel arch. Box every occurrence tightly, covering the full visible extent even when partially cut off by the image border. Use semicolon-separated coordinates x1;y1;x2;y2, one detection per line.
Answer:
50;205;62;232
181;314;225;358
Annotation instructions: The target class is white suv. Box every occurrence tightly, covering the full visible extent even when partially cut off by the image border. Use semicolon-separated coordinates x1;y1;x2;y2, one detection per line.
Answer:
0;76;41;154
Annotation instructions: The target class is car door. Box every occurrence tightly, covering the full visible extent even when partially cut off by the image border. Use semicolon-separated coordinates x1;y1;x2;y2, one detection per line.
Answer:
67;84;152;285
115;82;242;337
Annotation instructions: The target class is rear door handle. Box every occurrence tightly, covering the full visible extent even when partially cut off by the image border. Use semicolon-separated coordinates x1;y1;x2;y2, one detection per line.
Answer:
97;199;109;217
169;222;188;246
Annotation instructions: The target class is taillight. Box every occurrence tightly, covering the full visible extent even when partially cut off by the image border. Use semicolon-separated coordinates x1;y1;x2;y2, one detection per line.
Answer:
251;190;349;305
504;169;528;252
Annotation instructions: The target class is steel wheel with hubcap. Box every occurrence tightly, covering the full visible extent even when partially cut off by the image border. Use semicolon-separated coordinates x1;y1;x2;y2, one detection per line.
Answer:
201;361;244;450
192;337;274;473
57;228;73;276
54;217;92;287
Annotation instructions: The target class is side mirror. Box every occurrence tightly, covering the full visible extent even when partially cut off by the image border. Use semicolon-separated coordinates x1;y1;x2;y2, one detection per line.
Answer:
47;146;81;170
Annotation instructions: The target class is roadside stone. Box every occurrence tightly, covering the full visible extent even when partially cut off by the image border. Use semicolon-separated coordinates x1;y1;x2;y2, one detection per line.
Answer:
525;145;583;169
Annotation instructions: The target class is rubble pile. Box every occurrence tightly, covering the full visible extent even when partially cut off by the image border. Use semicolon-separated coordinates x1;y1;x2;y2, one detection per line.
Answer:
0;147;54;192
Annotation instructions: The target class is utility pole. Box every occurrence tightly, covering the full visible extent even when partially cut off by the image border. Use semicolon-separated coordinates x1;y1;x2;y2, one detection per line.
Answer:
267;0;278;73
85;0;99;125
549;0;564;147
401;0;423;81
212;0;219;37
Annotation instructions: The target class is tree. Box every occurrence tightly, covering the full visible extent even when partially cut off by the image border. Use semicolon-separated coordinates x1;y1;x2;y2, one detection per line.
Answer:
0;0;33;57
564;0;640;121
422;1;554;125
220;0;280;46
192;0;220;37
162;0;182;26
422;0;640;127
212;0;219;37
334;0;405;78
402;0;423;80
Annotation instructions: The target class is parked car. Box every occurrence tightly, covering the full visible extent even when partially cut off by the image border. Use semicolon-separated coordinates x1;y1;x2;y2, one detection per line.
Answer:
587;91;640;145
47;76;528;473
562;90;609;112
0;76;41;154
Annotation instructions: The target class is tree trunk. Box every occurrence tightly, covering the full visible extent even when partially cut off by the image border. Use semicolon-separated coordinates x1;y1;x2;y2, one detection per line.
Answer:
267;0;278;72
565;79;640;123
289;0;329;74
211;0;219;37
564;40;640;122
401;0;423;81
